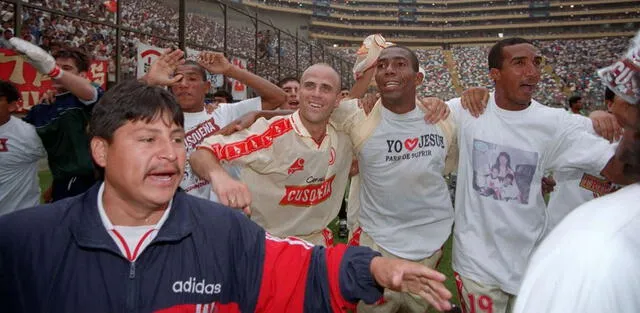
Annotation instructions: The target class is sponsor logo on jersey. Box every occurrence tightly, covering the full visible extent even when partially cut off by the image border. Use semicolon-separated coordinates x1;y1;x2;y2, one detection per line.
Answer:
288;158;305;175
0;138;7;152
172;277;222;295
185;119;221;150
279;175;335;206
328;147;335;165
211;118;293;161
579;173;621;197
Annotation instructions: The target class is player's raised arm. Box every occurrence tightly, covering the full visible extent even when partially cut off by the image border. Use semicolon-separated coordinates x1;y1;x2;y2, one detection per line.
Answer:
197;51;286;110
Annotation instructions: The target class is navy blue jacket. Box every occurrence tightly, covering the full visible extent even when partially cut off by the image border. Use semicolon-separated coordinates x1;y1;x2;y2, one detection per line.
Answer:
0;184;382;312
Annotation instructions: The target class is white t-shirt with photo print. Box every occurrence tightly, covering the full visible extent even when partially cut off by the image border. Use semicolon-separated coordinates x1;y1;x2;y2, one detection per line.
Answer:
448;93;615;294
181;97;261;202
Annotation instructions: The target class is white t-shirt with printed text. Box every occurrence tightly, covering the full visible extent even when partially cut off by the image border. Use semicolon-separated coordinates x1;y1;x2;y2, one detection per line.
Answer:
514;184;640;313
181;97;261;202
357;106;454;260
0;116;46;215
448;94;616;294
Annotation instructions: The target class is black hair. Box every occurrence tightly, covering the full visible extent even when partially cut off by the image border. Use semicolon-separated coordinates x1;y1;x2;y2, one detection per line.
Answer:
605;87;615;102
180;60;208;81
53;47;90;72
0;80;20;103
488;37;534;70
277;76;299;88
381;45;419;72
568;95;583;108
89;79;184;142
213;90;233;103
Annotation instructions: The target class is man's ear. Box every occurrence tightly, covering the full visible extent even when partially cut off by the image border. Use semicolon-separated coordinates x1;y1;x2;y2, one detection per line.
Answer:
79;71;88;79
7;100;18;113
91;137;109;168
416;71;424;87
489;68;501;82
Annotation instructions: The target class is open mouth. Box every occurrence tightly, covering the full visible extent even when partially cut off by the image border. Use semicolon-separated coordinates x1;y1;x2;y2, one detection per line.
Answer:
309;102;323;109
146;170;179;185
520;84;536;93
289;100;299;107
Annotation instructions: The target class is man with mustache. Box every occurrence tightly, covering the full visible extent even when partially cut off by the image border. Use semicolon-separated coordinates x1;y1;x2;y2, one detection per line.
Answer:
0;79;453;313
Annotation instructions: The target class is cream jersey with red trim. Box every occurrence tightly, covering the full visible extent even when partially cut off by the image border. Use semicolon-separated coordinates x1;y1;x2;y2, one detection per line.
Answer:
199;111;353;240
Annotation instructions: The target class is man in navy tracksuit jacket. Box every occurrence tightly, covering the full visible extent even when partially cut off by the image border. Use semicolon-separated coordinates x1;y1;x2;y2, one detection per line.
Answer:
0;61;452;313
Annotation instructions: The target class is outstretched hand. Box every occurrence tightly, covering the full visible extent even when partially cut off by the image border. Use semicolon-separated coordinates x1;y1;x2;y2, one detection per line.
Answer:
370;257;452;312
142;48;185;86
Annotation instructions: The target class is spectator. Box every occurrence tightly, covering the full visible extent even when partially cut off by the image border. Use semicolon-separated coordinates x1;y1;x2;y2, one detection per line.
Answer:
11;38;103;202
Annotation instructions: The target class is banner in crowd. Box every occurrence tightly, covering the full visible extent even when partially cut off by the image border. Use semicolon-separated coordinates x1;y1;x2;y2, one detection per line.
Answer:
230;56;247;100
136;42;162;78
0;48;108;112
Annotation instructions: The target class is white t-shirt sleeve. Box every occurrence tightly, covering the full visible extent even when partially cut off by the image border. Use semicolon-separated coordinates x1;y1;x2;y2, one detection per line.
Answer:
445;97;463;126
545;113;615;175
514;227;640;313
214;97;262;126
22;121;47;161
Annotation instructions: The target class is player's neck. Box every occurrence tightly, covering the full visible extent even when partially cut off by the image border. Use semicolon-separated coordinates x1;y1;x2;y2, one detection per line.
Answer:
0;114;10;126
181;103;205;114
381;94;416;114
102;184;167;227
494;89;530;111
300;118;328;144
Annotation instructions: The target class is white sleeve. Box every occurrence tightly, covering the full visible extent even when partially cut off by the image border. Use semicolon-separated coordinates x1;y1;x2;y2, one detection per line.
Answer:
446;97;463;126
215;97;262;126
22;123;47;161
545;113;615;174
514;228;640;313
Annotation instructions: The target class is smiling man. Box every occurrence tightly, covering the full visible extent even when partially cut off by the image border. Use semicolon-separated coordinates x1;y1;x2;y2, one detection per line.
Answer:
0;79;453;313
330;45;458;313
447;37;632;313
189;63;352;246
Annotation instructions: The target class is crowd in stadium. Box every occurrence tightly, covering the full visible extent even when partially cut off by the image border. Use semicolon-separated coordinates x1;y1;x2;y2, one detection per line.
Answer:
1;0;640;312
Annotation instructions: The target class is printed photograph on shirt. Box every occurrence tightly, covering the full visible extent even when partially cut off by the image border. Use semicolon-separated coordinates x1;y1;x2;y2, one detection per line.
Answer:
471;139;539;204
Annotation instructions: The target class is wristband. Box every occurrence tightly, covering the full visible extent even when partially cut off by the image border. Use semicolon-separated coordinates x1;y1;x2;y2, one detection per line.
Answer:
49;66;63;80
